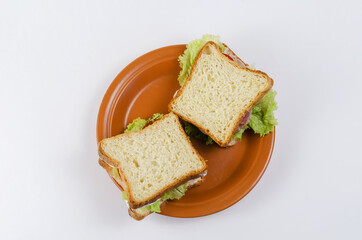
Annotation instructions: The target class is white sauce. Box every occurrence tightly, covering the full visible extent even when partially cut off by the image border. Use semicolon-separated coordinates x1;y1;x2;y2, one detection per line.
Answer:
173;89;179;98
227;139;237;147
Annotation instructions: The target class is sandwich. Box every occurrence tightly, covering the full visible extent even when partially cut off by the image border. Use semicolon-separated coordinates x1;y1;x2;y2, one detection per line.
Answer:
98;113;207;220
169;35;278;147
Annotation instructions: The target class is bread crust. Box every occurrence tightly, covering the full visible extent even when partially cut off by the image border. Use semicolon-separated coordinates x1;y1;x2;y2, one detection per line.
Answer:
98;113;207;209
99;158;205;220
128;208;147;221
168;41;273;147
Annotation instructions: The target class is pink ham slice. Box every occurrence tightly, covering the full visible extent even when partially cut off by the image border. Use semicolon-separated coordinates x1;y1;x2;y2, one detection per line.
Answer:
235;110;251;132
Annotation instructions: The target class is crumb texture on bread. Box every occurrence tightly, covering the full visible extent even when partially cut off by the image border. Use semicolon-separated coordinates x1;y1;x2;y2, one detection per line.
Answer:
170;43;272;146
99;113;206;207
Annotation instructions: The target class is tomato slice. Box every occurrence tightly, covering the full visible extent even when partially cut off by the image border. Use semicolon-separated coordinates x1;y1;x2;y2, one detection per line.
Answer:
223;53;233;61
144;119;160;128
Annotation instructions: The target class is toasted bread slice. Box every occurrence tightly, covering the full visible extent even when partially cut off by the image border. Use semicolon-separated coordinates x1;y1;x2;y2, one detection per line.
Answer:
169;42;273;147
98;113;207;209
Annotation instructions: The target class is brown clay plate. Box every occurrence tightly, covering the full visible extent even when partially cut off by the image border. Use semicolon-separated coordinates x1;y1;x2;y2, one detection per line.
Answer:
96;44;275;218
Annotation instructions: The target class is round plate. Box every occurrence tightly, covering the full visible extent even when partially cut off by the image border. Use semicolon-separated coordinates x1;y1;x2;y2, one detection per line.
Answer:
97;45;275;218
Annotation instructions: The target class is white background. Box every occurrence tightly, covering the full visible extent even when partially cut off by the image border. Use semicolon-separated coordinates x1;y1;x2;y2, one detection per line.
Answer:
1;0;361;239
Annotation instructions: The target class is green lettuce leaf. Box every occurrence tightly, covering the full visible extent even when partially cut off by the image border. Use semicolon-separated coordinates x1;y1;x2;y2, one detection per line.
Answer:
124;113;164;133
145;184;188;212
233;126;249;141
161;184;187;201
112;167;121;181
178;34;226;86
143;183;188;213
182;120;214;145
146;113;164;124
143;200;161;213
248;90;278;136
122;191;128;201
124;118;147;133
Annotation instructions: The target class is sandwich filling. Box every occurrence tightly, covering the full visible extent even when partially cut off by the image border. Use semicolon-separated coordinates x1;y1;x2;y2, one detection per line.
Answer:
176;34;278;145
